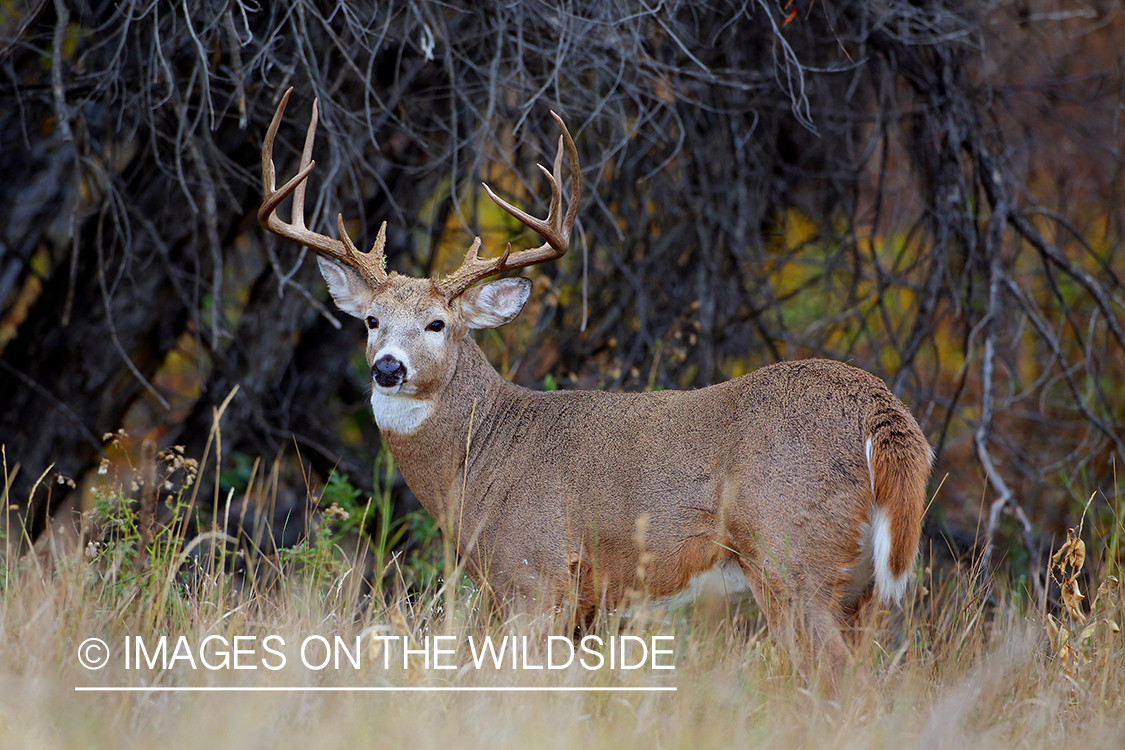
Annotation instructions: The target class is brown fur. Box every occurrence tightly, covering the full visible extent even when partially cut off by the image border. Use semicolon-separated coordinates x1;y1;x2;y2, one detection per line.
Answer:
335;278;932;690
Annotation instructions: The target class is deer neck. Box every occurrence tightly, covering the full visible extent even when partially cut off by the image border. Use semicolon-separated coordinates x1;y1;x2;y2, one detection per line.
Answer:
377;335;514;525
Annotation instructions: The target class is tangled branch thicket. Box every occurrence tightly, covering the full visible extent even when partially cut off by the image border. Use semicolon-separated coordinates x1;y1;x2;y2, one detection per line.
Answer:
1;1;1122;573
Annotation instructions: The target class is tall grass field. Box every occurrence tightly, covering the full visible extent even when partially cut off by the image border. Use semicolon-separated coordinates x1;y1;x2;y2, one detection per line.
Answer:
0;436;1121;750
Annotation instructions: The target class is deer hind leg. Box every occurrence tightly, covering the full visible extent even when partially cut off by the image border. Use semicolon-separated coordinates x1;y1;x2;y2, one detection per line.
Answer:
801;598;850;695
735;555;850;694
801;549;870;693
841;587;881;655
734;558;806;676
735;557;791;647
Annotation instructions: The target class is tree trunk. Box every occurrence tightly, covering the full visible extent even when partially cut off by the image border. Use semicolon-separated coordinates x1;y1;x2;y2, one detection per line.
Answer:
0;225;189;538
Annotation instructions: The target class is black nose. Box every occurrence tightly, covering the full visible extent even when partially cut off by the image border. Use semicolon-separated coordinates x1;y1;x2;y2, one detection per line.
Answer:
372;355;407;387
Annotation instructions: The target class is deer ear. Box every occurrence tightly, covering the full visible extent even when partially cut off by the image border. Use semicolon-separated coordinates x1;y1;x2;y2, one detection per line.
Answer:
317;256;374;319
460;277;532;329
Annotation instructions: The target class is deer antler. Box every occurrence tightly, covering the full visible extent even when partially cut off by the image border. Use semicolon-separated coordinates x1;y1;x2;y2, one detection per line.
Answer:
436;112;581;300
259;87;389;289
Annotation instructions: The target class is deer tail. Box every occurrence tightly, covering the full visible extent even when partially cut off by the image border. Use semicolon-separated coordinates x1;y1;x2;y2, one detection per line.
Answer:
864;403;932;605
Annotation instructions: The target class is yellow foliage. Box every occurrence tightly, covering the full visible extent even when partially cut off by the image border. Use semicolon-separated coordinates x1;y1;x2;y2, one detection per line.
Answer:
765;207;819;255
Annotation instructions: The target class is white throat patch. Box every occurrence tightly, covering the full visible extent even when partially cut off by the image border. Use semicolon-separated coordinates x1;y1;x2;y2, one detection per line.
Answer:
370;391;432;434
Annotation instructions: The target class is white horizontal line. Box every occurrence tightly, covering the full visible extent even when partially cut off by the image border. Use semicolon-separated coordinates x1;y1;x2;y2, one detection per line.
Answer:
75;686;676;693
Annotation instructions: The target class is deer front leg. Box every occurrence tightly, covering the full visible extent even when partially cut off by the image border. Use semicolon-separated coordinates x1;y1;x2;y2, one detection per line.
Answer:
493;561;580;637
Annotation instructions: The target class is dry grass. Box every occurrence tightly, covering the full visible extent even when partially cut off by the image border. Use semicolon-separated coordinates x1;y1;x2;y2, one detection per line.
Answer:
0;460;1121;750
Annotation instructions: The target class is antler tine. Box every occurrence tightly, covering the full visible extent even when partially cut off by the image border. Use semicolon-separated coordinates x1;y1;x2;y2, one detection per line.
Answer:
290;95;318;231
437;112;581;300
258;87;389;289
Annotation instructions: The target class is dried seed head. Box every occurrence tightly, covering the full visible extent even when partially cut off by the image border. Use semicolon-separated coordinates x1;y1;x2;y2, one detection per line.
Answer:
324;502;351;522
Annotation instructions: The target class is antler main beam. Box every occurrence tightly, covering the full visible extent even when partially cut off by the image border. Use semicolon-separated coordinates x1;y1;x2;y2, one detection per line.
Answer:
259;87;389;289
436;112;581;300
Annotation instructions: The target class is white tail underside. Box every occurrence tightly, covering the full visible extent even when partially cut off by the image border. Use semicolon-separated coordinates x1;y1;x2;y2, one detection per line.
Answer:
871;506;908;604
866;437;909;604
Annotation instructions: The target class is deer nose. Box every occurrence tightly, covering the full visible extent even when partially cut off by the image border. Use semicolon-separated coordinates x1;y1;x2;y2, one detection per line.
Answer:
372;355;407;387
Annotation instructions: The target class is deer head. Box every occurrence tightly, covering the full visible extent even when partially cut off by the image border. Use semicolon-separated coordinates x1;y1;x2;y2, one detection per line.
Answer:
259;88;580;409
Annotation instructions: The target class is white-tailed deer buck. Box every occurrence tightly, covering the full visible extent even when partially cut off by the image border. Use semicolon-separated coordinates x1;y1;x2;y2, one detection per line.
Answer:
259;89;932;688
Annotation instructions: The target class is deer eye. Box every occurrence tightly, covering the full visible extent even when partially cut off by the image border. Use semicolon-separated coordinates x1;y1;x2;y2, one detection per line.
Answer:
426;319;445;333
365;316;379;330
